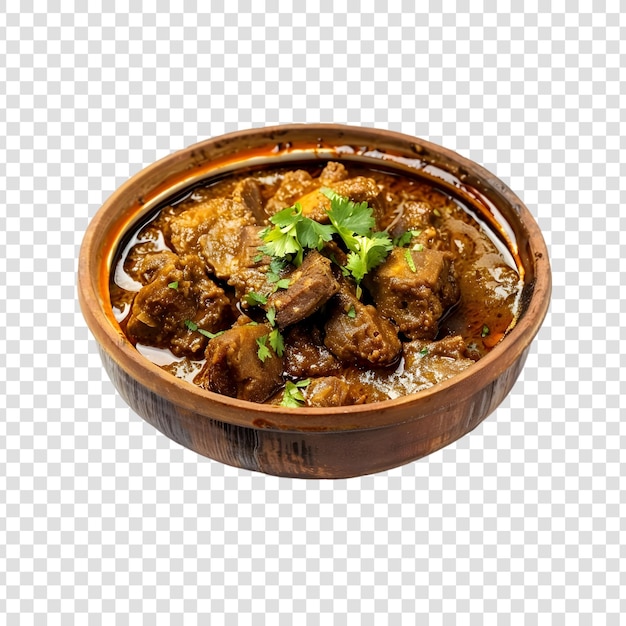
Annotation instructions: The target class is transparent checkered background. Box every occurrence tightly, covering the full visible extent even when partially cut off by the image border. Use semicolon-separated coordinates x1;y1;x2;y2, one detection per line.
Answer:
1;2;624;624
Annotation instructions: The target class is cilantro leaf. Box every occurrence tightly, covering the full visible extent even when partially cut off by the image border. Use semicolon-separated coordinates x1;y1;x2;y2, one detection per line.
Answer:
295;217;335;251
259;204;335;267
268;328;284;357
404;248;417;273
245;291;268;306
344;232;393;283
393;230;422;247
198;328;224;339
256;335;272;362
267;256;289;283
272;278;291;291
321;187;375;240
185;320;223;340
257;328;284;362
266;306;276;327
259;188;393;296
168;280;179;289
258;204;304;262
280;379;311;408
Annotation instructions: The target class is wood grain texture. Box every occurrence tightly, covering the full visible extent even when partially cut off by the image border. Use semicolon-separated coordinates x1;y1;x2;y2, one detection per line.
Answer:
78;125;551;478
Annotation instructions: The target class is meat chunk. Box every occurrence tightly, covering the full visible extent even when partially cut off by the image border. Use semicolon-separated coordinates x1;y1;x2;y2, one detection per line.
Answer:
289;175;388;226
319;161;349;184
323;281;402;368
195;323;283;402
301;375;388;407
125;249;179;286
267;251;340;329
125;252;234;358
265;170;316;215
232;177;266;224
283;323;342;378
286;162;349;221
365;247;459;340
402;336;476;387
407;334;470;360
330;176;388;230
167;197;256;279
226;226;274;304
386;200;451;252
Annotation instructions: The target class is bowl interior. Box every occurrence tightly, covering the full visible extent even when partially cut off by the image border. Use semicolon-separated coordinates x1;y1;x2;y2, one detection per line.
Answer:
79;124;551;432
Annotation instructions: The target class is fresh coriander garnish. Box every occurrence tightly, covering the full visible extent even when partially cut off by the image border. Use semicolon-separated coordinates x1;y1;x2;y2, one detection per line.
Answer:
344;231;394;285
256;335;272;362
347;305;356;319
266;306;276;327
259;203;334;267
321;188;393;296
198;329;224;339
272;278;291;291
321;187;375;247
184;320;223;339
412;243;424;252
280;379;311;408
268;328;284;357
393;230;422;247
259;189;393;298
481;325;490;337
266;256;288;283
168;281;179;289
419;347;429;357
245;291;268;306
256;328;284;362
404;249;417;273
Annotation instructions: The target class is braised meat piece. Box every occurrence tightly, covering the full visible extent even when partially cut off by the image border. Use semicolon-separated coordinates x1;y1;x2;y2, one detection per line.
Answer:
292;175;388;226
232;177;266;224
402;336;476;387
302;375;388;407
365;247;459;340
406;335;471;361
267;251;340;329
319;161;349;184
283;323;342;378
265;170;316;215
195;323;283;402
126;249;179;285
386;200;451;252
227;226;274;304
323;281;402;368
167;197;256;279
125;252;234;358
330;176;388;230
265;162;347;219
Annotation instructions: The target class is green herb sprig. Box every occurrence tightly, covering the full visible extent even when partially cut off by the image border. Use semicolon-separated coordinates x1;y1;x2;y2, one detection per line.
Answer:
184;319;224;340
258;203;335;267
280;379;311;408
259;189;393;299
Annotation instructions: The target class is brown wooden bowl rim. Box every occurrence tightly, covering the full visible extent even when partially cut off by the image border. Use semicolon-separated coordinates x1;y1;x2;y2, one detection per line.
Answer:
78;123;551;432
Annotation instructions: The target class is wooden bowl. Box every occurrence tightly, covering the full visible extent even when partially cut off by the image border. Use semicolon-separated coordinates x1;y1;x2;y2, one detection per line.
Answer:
78;124;551;478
